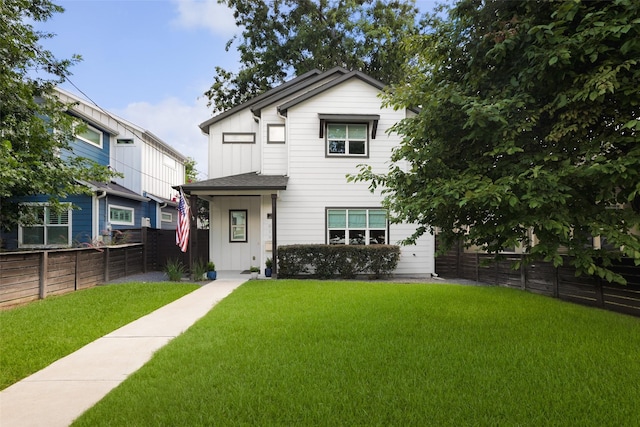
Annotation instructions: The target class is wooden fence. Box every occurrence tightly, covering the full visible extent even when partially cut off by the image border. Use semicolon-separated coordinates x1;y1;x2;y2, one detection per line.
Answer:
0;228;209;309
435;241;640;318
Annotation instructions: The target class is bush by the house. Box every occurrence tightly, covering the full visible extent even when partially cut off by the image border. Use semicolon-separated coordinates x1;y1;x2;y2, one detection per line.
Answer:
277;244;400;279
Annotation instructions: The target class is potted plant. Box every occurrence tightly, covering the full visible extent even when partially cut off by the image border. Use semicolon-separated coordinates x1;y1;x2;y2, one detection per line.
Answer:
206;261;217;280
264;258;273;277
249;265;260;279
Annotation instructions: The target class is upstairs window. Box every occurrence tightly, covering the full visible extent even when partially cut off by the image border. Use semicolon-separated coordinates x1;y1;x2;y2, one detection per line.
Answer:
76;124;103;148
327;123;368;157
327;208;387;245
19;204;72;248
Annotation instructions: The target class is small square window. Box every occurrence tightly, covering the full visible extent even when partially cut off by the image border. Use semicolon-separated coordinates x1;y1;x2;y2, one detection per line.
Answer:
267;124;285;143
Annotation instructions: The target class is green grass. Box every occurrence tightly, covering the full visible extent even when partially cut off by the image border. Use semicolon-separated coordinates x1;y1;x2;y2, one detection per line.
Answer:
74;280;640;426
0;282;199;390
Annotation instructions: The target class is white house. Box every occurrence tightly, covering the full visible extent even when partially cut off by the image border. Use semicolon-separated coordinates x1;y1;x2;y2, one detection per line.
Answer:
182;67;434;277
55;88;188;232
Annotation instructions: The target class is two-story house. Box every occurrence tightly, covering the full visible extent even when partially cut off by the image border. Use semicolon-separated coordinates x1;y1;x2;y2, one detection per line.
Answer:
181;67;434;277
0;88;188;249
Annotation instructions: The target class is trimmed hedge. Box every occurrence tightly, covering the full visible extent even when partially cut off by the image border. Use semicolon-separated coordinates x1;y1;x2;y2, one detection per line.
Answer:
277;244;401;279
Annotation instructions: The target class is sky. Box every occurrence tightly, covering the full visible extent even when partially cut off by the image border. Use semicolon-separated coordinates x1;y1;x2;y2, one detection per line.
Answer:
35;0;440;179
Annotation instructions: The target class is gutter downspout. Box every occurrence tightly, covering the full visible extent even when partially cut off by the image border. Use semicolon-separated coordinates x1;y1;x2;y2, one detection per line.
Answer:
95;191;107;240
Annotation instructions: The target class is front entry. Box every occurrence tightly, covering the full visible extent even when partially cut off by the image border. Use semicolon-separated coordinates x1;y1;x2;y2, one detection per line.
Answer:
210;196;261;271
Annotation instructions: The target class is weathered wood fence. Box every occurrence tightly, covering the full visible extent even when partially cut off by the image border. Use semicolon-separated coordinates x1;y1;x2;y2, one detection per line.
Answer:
435;241;640;317
0;228;209;309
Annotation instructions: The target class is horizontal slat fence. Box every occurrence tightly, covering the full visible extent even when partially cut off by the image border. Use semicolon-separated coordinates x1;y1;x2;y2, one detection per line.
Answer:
0;228;209;309
0;245;144;308
435;239;640;317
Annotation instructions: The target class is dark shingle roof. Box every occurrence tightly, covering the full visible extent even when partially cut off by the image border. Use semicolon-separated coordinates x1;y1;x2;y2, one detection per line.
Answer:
178;172;288;193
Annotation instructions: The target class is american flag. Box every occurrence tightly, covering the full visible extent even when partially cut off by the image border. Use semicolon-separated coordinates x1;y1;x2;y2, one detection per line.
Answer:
176;189;190;252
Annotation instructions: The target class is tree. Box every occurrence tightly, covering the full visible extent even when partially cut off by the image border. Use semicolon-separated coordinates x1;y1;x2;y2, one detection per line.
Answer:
0;0;115;233
206;0;424;111
352;0;640;283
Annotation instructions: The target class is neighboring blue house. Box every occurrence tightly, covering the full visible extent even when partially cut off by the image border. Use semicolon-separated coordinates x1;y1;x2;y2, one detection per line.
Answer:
0;88;189;250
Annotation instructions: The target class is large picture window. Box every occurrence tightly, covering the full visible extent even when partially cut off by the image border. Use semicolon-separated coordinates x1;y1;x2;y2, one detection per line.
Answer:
230;210;247;242
19;204;72;248
326;123;368;157
327;208;387;245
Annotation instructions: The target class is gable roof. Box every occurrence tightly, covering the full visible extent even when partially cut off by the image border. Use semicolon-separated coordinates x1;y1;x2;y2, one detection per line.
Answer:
277;70;385;116
178;172;288;193
199;69;327;133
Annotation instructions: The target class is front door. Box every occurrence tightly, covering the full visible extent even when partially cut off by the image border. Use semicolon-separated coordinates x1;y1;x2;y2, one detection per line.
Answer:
210;196;260;271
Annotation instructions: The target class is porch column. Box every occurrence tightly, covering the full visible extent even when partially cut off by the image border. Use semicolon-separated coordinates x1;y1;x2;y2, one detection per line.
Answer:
271;193;278;278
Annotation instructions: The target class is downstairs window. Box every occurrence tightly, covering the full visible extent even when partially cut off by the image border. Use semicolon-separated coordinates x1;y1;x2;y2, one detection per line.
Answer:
327;208;387;245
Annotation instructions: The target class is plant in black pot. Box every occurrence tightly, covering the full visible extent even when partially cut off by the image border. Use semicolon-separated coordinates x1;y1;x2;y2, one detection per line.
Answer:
265;258;273;277
206;261;217;280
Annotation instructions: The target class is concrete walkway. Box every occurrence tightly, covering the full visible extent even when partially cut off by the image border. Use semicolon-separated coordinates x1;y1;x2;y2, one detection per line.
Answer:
0;272;249;427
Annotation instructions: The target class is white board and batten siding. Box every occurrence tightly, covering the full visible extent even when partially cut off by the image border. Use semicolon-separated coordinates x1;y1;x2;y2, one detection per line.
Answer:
208;109;262;179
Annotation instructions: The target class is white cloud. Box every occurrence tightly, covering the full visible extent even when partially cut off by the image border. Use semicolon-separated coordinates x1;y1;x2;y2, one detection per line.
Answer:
113;97;211;180
171;0;238;38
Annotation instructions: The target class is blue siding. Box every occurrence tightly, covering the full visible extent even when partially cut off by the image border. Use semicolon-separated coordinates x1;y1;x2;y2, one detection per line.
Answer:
61;129;110;166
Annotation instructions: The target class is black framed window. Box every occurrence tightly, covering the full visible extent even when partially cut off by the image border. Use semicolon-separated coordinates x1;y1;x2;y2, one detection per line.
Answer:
230;210;247;242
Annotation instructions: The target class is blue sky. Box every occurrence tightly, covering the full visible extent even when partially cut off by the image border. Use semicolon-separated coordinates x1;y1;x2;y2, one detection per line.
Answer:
36;0;440;178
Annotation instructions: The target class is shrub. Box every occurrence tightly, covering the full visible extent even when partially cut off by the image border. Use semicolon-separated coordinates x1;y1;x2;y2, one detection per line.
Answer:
164;259;186;282
277;245;400;279
191;259;207;281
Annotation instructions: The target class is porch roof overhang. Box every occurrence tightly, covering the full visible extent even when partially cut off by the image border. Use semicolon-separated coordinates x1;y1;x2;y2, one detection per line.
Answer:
176;172;289;196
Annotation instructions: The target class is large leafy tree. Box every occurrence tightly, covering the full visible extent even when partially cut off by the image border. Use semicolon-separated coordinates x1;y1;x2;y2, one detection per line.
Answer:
352;0;640;283
206;0;424;111
0;0;115;233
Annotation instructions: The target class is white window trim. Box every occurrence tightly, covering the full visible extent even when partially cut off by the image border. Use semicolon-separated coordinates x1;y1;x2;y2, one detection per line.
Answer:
18;203;72;248
76;123;103;148
109;204;135;226
161;212;173;222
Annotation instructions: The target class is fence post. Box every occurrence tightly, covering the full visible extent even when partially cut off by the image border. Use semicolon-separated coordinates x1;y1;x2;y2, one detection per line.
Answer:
75;250;79;291
39;251;48;300
520;255;526;290
141;227;148;273
553;266;559;298
104;247;110;283
595;277;604;308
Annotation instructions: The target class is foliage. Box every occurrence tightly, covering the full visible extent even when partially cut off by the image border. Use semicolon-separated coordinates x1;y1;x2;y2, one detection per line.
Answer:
249;266;260;273
206;261;216;271
351;0;640;283
206;0;425;111
277;244;400;279
164;259;186;282
73;281;640;426
0;283;198;390
190;259;207;281
265;257;272;269
0;0;116;232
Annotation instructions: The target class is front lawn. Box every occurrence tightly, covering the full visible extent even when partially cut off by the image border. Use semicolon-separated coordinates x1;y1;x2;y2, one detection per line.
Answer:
74;280;640;426
0;282;199;390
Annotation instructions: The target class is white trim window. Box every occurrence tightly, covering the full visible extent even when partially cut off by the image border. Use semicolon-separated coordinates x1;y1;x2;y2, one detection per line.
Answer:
327;208;387;245
76;124;103;148
161;212;173;222
109;204;134;226
19;204;72;248
326;123;368;157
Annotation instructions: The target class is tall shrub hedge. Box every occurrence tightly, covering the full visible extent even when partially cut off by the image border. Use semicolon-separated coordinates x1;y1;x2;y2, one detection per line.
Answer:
277;245;400;279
